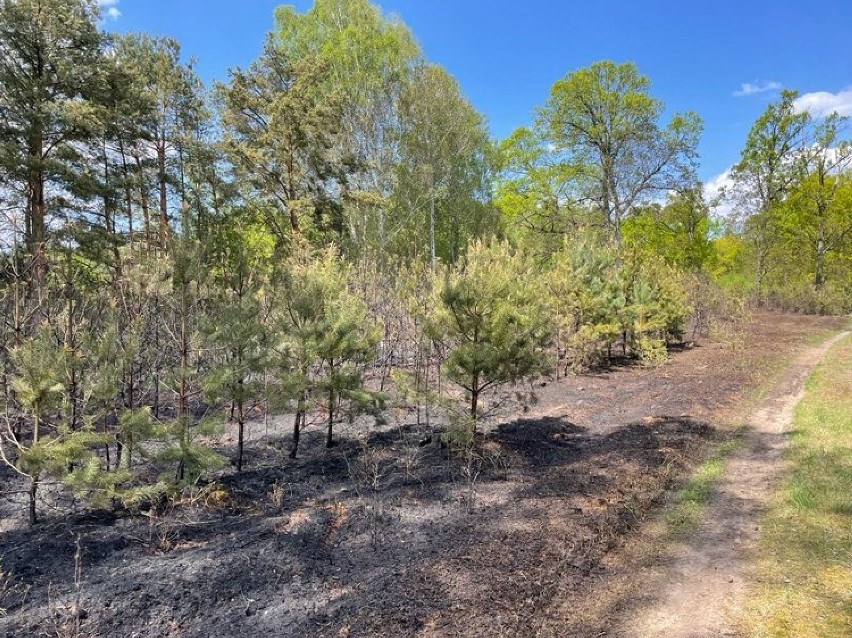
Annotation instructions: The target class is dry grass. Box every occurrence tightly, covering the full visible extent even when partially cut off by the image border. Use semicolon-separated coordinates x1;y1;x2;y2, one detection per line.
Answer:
0;563;29;618
742;335;852;637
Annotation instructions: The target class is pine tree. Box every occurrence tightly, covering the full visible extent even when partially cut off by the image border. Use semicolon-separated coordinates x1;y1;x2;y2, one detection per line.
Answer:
272;243;381;457
114;33;206;248
217;40;346;245
426;241;552;433
0;320;123;523
2;324;67;523
621;254;689;363
156;238;225;483
0;0;109;281
202;215;270;471
548;240;624;372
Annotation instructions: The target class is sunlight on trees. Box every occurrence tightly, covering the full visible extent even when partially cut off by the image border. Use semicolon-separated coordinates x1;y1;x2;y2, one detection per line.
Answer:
0;0;848;528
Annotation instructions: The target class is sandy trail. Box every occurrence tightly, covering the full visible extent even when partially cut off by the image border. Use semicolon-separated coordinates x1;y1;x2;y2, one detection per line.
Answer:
617;330;851;638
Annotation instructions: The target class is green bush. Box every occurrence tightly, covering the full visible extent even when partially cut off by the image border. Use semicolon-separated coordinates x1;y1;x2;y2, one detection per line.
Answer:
622;254;690;364
764;281;852;315
548;241;624;371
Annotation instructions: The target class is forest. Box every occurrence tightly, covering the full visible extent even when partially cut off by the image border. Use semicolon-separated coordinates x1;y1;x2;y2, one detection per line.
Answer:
0;1;850;636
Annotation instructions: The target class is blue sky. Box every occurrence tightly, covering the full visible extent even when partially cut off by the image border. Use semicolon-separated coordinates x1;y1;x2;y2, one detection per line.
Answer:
102;0;852;189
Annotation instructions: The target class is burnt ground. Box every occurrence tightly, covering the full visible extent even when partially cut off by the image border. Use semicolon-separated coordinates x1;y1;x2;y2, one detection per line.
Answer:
0;312;847;638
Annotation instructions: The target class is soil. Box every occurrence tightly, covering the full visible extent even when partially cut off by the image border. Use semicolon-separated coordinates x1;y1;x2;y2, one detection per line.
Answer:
0;312;847;638
610;328;850;637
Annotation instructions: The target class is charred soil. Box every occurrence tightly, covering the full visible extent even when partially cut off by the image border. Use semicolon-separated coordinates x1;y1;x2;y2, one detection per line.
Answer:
0;312;846;637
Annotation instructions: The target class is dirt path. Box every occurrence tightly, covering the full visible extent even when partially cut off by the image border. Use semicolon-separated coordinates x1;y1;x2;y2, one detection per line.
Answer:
617;330;851;637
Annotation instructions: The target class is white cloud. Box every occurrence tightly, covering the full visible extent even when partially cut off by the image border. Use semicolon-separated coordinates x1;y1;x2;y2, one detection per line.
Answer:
733;81;783;97
98;0;121;20
703;169;732;200
703;169;736;220
793;87;852;117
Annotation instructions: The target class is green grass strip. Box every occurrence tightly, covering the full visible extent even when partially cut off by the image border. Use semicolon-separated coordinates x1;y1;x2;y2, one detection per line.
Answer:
743;335;852;637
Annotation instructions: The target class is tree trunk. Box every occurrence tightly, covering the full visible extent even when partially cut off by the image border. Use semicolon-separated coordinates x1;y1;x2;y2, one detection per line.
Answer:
123;362;135;470
28;412;41;525
236;402;244;473
102;142;122;280
157;141;170;250
814;239;826;290
429;195;436;271
236;369;245;472
289;407;303;459
470;370;480;436
27;124;47;286
326;389;335;449
153;292;161;418
64;254;78;431
286;145;300;234
119;141;135;249
28;475;38;526
134;150;152;253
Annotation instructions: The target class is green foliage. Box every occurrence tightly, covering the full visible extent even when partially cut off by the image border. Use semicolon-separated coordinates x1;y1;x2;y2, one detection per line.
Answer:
153;416;227;485
393;63;495;266
622;254;690;363
15;425;104;486
623;187;713;272
725;90;852;311
547;240;624;370
494;126;591;250
762;280;852;316
710;233;750;290
274;0;420;258
114;32;206;240
275;0;419;106
6;0;847;537
8;325;68;434
545;240;689;369
272;242;382;454
45;431;127;507
4;324;126;519
272;0;498;265
217;40;346;244
427;241;552;427
202;215;270;470
731;90;808;214
0;0;108;257
537;60;701;247
117;408;157;470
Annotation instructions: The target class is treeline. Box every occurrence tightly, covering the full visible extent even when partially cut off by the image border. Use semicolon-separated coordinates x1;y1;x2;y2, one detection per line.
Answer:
0;0;846;525
720;91;852;313
496;71;852;313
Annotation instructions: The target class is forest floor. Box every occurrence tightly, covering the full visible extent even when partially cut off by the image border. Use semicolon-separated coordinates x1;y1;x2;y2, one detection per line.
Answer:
0;312;848;638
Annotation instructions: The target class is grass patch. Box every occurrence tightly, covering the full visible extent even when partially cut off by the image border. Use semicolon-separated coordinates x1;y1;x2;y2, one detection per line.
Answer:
804;328;841;346
742;334;852;638
665;435;744;536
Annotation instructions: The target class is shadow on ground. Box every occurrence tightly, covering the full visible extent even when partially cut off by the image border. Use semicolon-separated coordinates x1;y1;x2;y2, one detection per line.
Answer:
0;412;715;638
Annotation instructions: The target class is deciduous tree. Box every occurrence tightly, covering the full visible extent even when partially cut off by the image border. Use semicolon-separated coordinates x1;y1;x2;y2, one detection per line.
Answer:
539;61;701;249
